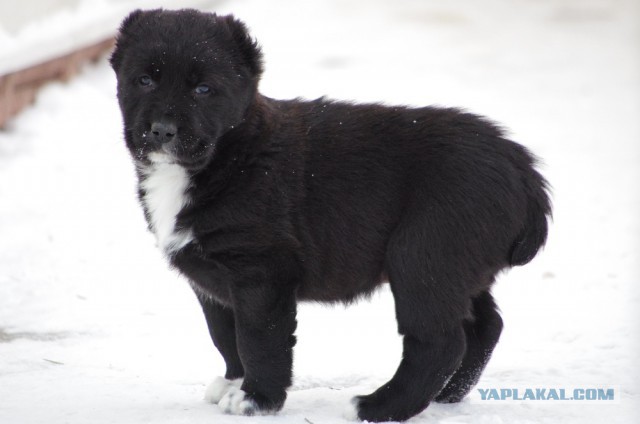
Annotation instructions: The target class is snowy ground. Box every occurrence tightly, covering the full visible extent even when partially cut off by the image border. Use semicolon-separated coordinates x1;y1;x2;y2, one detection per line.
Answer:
1;0;638;423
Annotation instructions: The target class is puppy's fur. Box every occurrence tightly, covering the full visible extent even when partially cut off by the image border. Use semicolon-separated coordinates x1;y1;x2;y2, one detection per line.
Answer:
111;9;551;422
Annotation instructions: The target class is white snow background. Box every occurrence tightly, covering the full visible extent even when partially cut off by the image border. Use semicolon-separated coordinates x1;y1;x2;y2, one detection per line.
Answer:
1;0;639;423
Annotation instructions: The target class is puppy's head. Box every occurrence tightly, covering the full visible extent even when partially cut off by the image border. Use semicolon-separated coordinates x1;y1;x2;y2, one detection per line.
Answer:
110;9;263;170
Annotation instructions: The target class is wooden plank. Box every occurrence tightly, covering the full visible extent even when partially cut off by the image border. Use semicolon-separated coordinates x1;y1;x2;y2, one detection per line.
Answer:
0;37;115;128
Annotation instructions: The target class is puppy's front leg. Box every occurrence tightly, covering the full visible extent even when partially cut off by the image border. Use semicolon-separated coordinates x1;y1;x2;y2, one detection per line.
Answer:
219;281;297;416
198;296;247;405
198;296;244;381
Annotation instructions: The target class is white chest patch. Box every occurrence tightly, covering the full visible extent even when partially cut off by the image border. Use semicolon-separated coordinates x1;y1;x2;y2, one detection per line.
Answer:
139;153;194;256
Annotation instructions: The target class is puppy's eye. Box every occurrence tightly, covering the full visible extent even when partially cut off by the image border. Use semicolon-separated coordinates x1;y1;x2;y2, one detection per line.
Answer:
138;75;152;87
195;84;212;95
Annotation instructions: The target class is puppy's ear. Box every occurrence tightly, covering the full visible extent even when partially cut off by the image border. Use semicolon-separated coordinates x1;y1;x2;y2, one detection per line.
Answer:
119;9;146;34
219;15;264;77
110;9;155;70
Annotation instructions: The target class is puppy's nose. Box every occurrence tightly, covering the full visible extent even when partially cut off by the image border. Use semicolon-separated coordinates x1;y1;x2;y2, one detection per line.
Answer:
150;121;177;144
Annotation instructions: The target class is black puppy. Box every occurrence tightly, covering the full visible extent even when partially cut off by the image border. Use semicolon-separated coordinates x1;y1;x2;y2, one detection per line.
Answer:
110;9;551;422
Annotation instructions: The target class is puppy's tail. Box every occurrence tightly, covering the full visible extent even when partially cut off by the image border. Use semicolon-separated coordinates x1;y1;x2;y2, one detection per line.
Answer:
509;151;552;266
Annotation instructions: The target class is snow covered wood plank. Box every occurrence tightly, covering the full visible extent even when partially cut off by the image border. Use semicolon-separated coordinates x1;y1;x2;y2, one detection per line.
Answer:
0;0;222;128
0;38;114;128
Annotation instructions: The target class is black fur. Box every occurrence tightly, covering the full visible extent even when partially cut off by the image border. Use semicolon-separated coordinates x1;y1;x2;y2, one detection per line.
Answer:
111;9;551;422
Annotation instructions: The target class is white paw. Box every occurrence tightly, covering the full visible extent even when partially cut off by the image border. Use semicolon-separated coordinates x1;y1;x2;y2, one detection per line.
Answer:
204;377;243;404
219;386;258;415
343;397;360;421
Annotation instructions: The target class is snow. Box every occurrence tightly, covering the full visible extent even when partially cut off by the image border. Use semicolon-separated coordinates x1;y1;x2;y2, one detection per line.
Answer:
0;0;638;423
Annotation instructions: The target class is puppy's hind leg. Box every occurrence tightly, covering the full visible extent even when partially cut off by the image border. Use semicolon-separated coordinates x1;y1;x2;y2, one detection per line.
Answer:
435;290;503;403
349;223;468;422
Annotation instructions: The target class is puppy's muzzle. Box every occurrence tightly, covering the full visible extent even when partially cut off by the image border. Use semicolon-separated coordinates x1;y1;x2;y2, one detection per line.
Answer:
150;120;178;146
